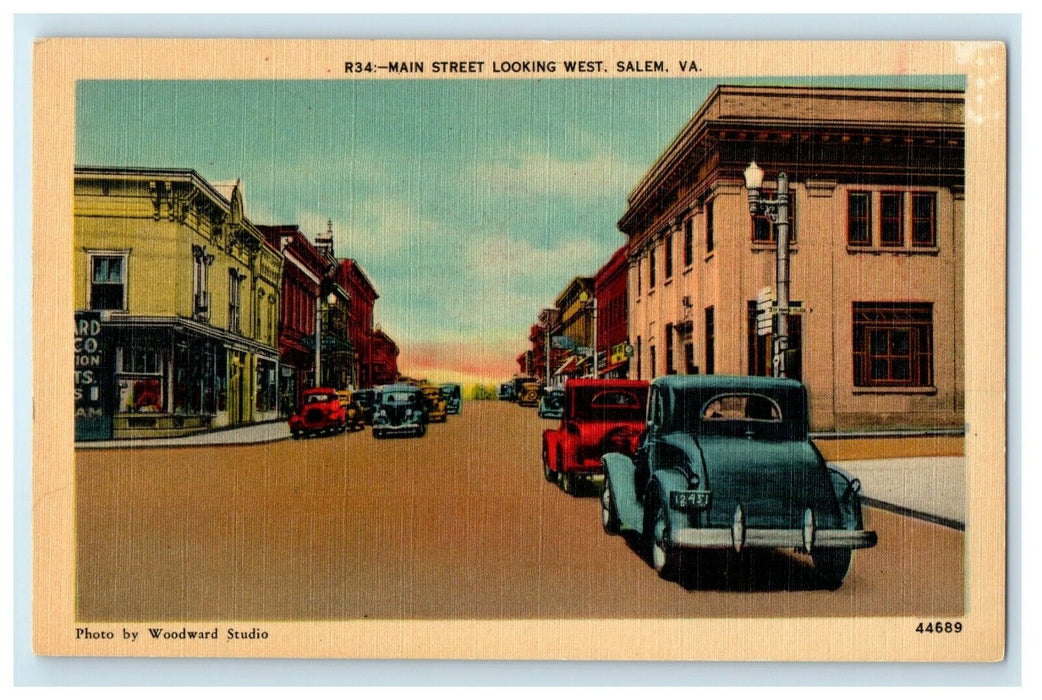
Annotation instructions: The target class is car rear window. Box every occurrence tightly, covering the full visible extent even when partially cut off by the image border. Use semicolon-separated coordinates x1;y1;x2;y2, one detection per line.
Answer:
571;388;647;421
305;393;335;404
702;394;782;422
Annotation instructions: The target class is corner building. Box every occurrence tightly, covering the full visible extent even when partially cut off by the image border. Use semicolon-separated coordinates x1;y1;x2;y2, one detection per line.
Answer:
74;167;282;439
618;85;964;431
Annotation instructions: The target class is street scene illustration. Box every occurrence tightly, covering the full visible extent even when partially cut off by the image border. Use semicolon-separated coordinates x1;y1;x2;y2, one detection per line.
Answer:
73;76;965;621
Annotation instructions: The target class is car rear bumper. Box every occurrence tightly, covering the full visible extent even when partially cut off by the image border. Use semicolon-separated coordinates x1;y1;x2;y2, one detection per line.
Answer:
374;423;422;433
671;527;877;553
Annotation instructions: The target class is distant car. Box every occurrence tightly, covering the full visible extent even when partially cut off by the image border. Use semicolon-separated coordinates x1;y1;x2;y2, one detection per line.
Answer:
542;379;650;495
420;384;448;423
289;387;347;438
517;381;542;407
497;382;516;401
372;384;427;438
599;375;878;588
336;389;367;431
537;386;565;420
353;389;376;425
441;383;462;415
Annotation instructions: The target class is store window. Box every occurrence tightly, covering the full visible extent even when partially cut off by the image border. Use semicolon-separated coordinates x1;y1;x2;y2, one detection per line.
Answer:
117;347;164;413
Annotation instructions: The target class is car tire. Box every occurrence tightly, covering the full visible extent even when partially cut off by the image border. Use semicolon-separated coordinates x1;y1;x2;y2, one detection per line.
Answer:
542;443;555;483
812;548;852;590
647;497;681;581
601;475;620;535
561;471;576;496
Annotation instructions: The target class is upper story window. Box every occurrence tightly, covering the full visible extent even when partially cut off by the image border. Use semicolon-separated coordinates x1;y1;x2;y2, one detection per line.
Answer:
663;230;674;280
752;188;797;244
682;218;694;267
848;190;939;250
648;246;656;289
192;245;213;318
705;199;715;253
89;253;127;311
228;269;245;334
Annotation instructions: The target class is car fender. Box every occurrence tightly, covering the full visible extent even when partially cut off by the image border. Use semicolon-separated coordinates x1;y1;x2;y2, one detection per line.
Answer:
826;463;866;530
602;453;644;532
649;469;694;534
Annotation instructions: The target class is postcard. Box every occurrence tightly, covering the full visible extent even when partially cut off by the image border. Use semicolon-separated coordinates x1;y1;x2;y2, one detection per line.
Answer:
32;38;1006;661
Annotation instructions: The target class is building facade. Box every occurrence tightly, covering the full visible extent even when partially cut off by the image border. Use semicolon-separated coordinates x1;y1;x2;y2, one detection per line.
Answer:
594;244;631;379
550;277;595;382
259;225;331;415
618;86;964;431
336;258;379;388
370;327;400;386
74;167;283;439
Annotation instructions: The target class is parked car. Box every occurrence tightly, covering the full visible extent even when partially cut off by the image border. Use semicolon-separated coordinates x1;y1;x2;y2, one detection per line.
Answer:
372;384;427;438
497;382;516;401
420;384;448;423
336;389;367;431
441;383;462;415
537;386;565;420
599;375;878;588
542;378;650;495
353;388;376;425
289;387;347;438
518;381;542;407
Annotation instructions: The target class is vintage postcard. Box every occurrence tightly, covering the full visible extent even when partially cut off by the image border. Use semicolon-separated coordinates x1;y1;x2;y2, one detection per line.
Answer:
32;38;1007;662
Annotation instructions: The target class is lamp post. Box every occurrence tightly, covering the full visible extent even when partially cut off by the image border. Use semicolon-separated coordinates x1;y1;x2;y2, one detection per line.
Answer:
315;291;337;387
744;161;792;379
578;290;599;378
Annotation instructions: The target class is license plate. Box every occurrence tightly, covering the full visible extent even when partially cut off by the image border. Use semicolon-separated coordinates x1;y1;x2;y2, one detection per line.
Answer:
671;490;710;510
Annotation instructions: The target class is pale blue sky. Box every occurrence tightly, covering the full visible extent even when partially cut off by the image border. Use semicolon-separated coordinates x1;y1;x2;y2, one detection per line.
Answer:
76;75;962;382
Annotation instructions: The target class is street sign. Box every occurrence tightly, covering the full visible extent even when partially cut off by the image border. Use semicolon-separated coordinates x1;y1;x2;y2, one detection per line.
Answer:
756;287;774;336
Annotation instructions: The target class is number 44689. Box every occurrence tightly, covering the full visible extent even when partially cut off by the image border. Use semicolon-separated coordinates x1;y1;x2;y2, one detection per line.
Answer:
916;621;962;633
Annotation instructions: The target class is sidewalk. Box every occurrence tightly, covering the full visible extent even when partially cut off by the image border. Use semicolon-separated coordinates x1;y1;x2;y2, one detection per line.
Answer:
830;456;965;530
76;425;965;529
75;420;291;449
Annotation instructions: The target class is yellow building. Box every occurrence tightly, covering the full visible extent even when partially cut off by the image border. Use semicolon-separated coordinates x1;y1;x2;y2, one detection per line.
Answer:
74;167;282;439
619;86;964;431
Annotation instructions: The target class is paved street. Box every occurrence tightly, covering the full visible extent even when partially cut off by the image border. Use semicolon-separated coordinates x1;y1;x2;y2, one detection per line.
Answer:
76;401;963;622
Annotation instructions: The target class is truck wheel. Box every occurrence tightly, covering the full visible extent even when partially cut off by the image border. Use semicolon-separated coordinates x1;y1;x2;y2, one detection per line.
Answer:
601;475;620;535
647;498;680;581
542;444;554;483
812;548;851;590
561;471;576;496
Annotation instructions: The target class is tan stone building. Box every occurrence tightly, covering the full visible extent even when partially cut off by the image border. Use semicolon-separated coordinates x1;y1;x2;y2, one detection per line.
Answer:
618;85;964;431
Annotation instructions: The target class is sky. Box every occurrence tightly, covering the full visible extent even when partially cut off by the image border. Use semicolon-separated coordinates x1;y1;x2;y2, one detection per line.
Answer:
76;74;961;385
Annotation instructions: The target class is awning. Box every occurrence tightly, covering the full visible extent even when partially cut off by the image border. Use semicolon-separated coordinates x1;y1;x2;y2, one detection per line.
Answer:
598;359;630;377
553;356;578;376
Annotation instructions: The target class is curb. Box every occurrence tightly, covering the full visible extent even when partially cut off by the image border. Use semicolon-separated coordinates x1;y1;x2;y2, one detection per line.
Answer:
863;497;965;531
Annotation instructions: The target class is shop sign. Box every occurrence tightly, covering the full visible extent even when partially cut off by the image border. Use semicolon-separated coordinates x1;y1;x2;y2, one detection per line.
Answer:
74;311;111;440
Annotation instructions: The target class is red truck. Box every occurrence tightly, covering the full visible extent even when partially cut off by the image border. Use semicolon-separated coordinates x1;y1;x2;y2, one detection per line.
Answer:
288;387;347;438
541;378;650;495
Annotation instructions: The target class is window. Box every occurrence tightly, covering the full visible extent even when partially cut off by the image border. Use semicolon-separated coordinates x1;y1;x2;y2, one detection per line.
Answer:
665;323;675;374
228;269;244;333
684;343;696;375
853;302;934;387
636;259;642;296
752;189;797;244
90;254;126;310
117;347;164;413
649;345;657;379
683;218;693;267
880;193;904;246
192;245;213;317
648;246;656;289
636;335;642;380
847;192;871;246
663;230;673;279
912;193;936;246
705;199;715;253
704;307;715;375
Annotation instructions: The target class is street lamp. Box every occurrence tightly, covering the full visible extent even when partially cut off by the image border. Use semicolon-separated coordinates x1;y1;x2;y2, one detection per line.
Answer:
744;161;792;379
315;291;337;387
578;290;598;378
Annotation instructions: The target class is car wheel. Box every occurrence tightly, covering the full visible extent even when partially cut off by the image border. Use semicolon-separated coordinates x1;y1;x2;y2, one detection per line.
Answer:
812;548;852;590
561;471;576;496
647;497;680;581
542;443;554;483
418;423;427;437
601;475;620;535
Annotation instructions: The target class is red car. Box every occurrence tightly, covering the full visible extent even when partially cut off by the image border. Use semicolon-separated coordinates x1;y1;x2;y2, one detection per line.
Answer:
541;378;650;495
289;387;347;438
